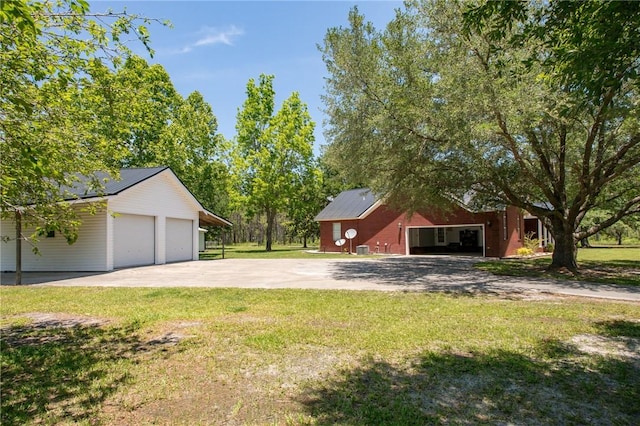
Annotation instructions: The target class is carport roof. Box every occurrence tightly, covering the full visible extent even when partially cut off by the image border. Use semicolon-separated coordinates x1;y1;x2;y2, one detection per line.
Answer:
315;188;378;221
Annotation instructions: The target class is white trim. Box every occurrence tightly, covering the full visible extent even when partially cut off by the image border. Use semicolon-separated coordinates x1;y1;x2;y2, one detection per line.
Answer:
358;200;383;220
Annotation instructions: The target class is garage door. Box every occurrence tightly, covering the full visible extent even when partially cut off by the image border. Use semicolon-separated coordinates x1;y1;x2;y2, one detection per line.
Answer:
114;214;155;268
408;225;485;256
166;218;193;263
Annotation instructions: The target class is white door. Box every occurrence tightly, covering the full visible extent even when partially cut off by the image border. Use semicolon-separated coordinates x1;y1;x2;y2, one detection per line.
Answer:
166;218;193;263
114;214;155;268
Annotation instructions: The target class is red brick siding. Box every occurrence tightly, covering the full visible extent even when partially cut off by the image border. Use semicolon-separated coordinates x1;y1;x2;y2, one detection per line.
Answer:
318;204;525;257
499;206;525;257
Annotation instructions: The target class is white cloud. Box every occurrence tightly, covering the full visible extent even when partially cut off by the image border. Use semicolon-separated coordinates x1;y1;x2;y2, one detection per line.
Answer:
178;25;244;54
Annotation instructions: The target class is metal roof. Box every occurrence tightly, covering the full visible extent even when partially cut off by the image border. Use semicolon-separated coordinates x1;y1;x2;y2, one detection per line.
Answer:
314;188;378;221
61;166;232;227
62;167;168;200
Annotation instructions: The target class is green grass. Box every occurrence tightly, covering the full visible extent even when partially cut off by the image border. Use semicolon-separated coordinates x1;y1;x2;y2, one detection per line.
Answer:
476;246;640;286
1;287;639;425
200;243;367;260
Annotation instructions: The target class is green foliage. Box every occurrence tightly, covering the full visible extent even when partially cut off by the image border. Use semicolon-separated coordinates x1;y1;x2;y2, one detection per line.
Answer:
523;232;540;253
516;247;533;257
320;1;640;271
477;247;640;286
232;74;318;250
0;0;164;279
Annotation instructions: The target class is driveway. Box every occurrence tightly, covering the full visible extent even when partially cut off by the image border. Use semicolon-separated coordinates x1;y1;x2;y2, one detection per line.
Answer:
2;256;639;301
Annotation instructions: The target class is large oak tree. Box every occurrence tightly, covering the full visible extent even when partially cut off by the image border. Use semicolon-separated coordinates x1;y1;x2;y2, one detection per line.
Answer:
320;0;640;271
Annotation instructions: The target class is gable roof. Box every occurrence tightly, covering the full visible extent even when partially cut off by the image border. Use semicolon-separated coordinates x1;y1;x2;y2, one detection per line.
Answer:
314;188;378;221
63;167;168;200
63;167;232;227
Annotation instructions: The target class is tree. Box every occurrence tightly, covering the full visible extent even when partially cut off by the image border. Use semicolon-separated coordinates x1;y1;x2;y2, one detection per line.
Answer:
158;91;230;215
1;0;159;283
287;164;323;248
233;74;316;251
88;56;231;215
320;1;640;271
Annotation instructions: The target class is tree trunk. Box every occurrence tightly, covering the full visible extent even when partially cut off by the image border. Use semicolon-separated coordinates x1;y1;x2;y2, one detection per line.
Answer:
265;209;276;251
548;216;578;272
303;234;308;248
15;210;22;285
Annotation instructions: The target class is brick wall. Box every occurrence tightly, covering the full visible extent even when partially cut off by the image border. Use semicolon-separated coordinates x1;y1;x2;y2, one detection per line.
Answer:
318;204;525;257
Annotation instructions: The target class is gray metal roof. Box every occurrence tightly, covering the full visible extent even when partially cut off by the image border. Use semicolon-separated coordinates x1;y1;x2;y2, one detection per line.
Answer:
62;167;168;200
315;188;378;221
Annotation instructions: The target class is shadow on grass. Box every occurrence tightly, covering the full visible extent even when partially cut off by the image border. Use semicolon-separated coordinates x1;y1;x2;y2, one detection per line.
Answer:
1;318;169;425
300;344;640;425
595;319;640;338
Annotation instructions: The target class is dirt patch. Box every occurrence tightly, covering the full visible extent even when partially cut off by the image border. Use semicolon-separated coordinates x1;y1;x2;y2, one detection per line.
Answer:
1;312;111;346
16;311;110;328
570;334;640;364
100;344;355;425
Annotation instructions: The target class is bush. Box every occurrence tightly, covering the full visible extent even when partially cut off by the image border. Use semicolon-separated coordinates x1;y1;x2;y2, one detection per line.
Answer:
517;247;534;256
524;232;540;252
544;243;554;253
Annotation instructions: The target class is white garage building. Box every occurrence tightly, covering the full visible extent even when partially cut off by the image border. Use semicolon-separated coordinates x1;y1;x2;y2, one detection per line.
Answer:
0;167;231;272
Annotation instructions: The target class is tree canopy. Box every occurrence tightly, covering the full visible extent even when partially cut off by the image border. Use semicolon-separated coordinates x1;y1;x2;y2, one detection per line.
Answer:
320;0;640;270
232;74;318;251
1;0;163;283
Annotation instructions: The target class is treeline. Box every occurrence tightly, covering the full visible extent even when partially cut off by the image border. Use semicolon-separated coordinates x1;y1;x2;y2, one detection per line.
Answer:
1;1;347;252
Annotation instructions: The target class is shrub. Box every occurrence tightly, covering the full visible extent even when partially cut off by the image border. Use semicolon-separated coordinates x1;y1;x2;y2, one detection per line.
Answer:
524;232;540;252
517;247;534;256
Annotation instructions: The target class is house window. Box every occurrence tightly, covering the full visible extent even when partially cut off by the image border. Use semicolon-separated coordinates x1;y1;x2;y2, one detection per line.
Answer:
332;223;342;242
437;228;445;244
503;211;508;240
46;230;55;238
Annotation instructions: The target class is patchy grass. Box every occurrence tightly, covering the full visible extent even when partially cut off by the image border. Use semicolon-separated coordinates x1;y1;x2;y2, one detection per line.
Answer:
200;243;369;260
1;287;639;425
476;246;640;286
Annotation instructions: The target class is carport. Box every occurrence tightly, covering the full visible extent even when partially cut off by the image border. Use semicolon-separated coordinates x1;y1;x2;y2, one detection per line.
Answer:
406;224;485;256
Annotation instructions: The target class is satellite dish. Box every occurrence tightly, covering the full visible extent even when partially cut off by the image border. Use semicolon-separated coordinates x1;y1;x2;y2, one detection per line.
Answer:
335;239;346;247
345;228;357;239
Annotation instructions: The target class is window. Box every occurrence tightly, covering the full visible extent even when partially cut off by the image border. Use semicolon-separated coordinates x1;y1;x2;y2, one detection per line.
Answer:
437;228;445;243
46;230;55;238
332;223;342;242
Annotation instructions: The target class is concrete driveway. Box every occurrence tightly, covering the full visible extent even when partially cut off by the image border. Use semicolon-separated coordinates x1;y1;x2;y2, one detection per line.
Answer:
2;256;639;301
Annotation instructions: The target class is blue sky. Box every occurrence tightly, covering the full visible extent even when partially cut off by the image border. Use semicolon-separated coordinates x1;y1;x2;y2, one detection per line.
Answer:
92;1;402;154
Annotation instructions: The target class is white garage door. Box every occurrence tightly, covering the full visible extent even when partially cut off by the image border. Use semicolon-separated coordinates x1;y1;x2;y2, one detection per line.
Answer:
114;214;155;268
166;218;193;263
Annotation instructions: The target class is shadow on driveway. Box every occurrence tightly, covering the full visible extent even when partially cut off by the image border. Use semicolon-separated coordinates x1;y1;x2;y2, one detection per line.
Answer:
1;271;106;286
330;256;507;295
330;256;640;299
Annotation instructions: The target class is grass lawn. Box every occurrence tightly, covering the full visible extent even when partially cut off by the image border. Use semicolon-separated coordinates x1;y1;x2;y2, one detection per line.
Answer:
200;243;363;260
1;287;639;425
476;246;640;286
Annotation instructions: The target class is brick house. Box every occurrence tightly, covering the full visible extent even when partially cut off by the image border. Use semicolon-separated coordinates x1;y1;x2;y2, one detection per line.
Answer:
315;188;549;257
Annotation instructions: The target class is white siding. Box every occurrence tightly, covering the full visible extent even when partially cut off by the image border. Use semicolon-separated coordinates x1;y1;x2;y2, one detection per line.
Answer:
108;169;200;266
1;169;204;272
0;210;108;272
108;170;199;219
